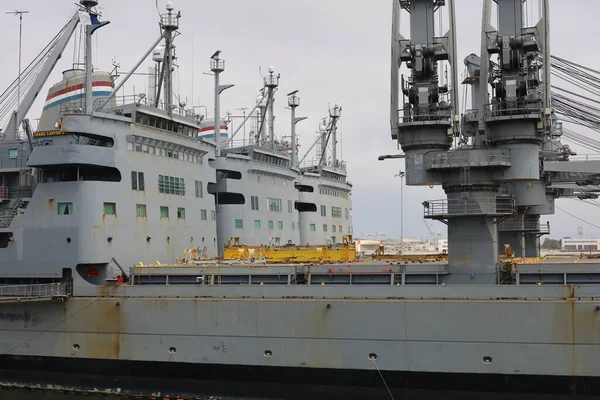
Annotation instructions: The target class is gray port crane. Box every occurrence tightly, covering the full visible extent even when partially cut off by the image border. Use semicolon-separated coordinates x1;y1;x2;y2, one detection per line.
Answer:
390;0;600;283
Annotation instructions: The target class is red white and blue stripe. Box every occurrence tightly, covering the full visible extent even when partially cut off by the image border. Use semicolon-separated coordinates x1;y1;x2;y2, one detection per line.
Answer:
43;81;113;110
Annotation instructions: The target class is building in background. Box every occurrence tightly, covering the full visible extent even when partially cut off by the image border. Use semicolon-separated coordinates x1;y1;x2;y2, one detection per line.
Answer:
561;238;600;252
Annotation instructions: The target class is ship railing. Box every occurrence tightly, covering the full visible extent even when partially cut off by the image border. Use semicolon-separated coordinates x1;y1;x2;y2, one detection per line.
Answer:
483;101;542;119
225;139;257;149
427;149;511;169
569;154;600;161
423;197;516;218
299;159;347;172
397;109;452;125
0;185;32;200
498;219;551;233
0;282;71;302
57;98;203;121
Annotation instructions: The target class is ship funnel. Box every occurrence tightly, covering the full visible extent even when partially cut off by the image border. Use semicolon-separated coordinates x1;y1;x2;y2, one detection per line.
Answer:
62;69;85;80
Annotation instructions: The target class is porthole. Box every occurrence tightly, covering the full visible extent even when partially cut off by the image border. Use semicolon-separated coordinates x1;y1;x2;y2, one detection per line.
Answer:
483;356;492;364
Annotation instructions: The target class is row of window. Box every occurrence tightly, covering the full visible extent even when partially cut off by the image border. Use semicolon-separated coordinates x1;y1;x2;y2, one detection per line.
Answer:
320;205;349;219
323;224;344;233
158;175;186;196
254;174;290;187
57;202;215;221
127;140;204;164
134;112;198;138
132;171;205;199
250;196;294;213
319;187;349;198
233;219;352;234
322;170;347;183
235;219;296;231
252;152;290;168
309;223;353;234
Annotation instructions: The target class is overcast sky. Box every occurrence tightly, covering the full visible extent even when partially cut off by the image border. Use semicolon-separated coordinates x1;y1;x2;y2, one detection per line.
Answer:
1;0;600;241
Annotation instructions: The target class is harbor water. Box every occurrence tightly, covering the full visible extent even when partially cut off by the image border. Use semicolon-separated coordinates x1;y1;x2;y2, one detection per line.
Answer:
0;388;595;400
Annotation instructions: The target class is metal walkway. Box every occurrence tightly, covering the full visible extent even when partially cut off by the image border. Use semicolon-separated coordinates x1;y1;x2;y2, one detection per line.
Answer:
0;282;71;303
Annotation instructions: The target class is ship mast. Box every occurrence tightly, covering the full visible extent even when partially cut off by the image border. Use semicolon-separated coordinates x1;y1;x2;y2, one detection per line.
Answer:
264;67;280;149
159;1;179;115
287;90;307;169
80;0;109;114
4;9;29;136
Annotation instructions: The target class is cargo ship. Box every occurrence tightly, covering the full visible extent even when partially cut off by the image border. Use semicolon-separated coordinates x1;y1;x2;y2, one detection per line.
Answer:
1;1;600;399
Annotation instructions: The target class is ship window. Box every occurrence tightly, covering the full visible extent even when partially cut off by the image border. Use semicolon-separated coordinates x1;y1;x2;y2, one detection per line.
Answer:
8;149;18;159
142;144;149;153
160;206;169;218
201;209;207;221
310;223;316;232
41;166;121;183
339;225;342;233
345;208;349;219
251;196;259;211
323;224;327;232
136;204;147;217
127;141;134;151
195;181;204;198
103;202;116;215
268;198;282;212
295;202;317;212
159;175;185;196
332;206;342;218
235;219;243;229
278;221;283;230
291;222;295;231
321;205;326;217
268;221;274;230
58;202;73;215
167;121;174;132
332;225;336;233
0;232;13;248
254;220;261;229
193;155;198;163
149;146;155;155
131;171;145;191
135;143;143;152
295;184;314;193
177;207;186;219
288;200;293;213
216;193;245;205
211;210;216;221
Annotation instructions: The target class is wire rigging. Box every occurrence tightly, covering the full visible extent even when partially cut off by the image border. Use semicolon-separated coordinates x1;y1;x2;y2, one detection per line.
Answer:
557;205;600;230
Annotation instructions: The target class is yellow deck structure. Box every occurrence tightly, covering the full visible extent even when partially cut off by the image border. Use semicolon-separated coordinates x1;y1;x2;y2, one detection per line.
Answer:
219;236;357;263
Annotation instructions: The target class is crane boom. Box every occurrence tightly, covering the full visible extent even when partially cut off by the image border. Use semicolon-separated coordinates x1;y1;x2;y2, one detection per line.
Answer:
3;12;80;140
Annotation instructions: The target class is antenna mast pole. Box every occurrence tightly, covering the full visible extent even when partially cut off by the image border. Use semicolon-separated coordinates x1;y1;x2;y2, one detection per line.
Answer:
5;9;29;135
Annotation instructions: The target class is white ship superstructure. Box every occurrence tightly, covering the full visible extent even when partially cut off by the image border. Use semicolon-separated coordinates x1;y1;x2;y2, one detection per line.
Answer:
4;1;600;400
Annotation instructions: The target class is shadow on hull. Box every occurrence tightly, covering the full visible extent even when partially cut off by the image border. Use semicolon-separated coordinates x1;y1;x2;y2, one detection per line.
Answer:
0;355;599;399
